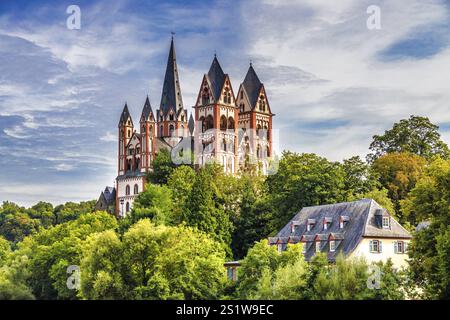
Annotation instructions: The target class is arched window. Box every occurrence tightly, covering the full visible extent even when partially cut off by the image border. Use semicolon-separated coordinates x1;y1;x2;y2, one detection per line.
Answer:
227;117;235;130
266;146;270;157
199;116;205;133
256;124;261;137
169;113;174;121
205;115;214;131
259;95;266;112
125;185;130;195
202;87;210;105
126;202;130;213
160;125;164;137
169;124;175;136
224;88;231;104
134;184;139;194
222;139;227;152
128;129;131;138
263;125;268;140
220;115;227;131
136;157;140;169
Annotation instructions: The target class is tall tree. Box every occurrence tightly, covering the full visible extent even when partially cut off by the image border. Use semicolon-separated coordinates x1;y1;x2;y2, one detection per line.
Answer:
367;115;449;163
371;152;426;221
265;152;347;231
147;149;177;185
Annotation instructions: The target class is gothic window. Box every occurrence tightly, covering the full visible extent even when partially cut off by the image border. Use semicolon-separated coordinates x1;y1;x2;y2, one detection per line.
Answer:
126;202;130;213
227;117;235;130
239;103;244;113
259;95;266;112
202;87;210;105
134;184;139;195
205;115;214;131
199;116;205;133
256;124;261;137
220;115;227;131
240;91;243;99
136;157;140;169
128;130;131;138
160;115;163;122
169;124;175;136
169;113;174;121
224;88;231;104
181;114;185;122
125;185;130;195
160;125;164;137
266;146;270;157
222;139;227;152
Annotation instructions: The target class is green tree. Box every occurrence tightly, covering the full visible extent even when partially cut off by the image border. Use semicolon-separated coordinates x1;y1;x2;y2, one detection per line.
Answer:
266;152;347;231
367;115;449;162
53;200;96;224
185;164;234;255
81;219;226;300
371;152;426;221
0;202;41;243
167;165;196;224
341;156;378;198
120;183;174;232
147;149;177;185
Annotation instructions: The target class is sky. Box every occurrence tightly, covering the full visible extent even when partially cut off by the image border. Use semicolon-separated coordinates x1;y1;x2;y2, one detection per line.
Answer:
0;0;449;207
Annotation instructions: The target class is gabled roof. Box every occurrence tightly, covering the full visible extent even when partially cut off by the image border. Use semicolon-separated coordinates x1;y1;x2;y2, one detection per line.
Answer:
103;186;116;204
141;96;154;121
159;37;184;116
242;64;263;108
206;56;226;102
274;199;412;261
119;103;132;126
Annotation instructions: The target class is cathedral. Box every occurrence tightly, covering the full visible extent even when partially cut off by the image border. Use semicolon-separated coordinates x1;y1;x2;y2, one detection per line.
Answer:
95;37;274;218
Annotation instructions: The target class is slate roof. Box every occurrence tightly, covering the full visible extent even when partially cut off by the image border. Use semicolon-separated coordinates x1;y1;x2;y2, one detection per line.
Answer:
119;103;132;125
206;56;226;102
141;96;154;120
272;199;412;261
159;37;184;116
103;186;116;205
242;64;263;108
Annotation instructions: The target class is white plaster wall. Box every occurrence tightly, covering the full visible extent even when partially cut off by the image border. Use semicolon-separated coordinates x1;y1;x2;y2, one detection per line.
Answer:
349;238;411;269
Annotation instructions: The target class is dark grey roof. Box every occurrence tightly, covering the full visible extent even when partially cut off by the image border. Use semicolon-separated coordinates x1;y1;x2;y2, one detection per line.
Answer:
242;64;263;108
159;37;184;116
119;103;132;125
272;199;412;261
103;186;116;204
206;56;226;102
141;96;154;121
188;113;195;134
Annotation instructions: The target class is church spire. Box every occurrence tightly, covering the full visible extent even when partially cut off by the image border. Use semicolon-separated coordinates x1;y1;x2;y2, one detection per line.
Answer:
159;36;184;116
119;102;133;126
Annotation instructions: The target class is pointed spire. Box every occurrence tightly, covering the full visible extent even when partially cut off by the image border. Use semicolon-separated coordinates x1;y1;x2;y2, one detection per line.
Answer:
188;113;195;135
242;64;263;108
141;95;154;120
159;36;184;116
119;102;132;125
207;55;226;102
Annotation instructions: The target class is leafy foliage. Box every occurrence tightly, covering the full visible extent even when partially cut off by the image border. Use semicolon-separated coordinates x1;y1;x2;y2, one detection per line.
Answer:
367;115;449;162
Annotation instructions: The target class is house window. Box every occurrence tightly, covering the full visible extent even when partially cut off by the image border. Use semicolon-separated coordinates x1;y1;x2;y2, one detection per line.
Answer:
370;240;382;253
394;241;405;254
316;241;321;253
330;240;336;252
302;243;307;254
307;224;313;232
277;244;283;253
382;217;390;228
339;221;344;229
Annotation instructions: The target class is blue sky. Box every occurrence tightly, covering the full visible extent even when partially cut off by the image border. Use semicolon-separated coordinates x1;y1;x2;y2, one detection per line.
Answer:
0;0;449;206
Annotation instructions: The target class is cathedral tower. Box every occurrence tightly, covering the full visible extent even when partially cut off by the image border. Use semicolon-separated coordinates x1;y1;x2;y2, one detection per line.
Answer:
193;55;239;174
156;36;188;147
236;63;274;174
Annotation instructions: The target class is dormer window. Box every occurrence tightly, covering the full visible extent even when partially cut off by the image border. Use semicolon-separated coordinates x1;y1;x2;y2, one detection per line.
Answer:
277;243;283;253
382;217;390;229
315;241;321;253
307;219;316;232
323;217;332;230
340;215;349;229
329;240;336;252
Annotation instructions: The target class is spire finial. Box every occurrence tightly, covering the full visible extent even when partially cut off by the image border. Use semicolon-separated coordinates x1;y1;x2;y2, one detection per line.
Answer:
249;59;253;66
214;50;217;58
171;31;175;40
